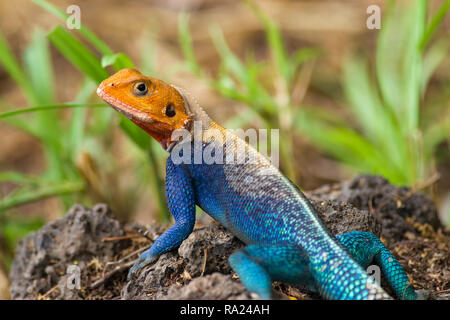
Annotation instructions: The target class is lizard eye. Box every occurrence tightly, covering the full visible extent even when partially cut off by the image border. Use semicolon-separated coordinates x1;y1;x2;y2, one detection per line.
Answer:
133;82;148;96
165;103;176;117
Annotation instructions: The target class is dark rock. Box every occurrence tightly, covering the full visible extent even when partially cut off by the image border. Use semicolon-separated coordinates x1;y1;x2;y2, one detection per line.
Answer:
9;175;448;300
9;204;129;299
123;223;245;299
308;175;442;241
122;251;184;299
156;273;253;300
310;200;381;237
178;223;245;278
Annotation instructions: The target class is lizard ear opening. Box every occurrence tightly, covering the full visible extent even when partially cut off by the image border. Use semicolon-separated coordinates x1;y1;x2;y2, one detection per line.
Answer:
165;103;176;117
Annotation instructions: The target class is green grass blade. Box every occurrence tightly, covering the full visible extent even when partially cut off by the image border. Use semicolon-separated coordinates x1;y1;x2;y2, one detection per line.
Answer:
118;116;151;151
48;26;109;84
343;57;391;141
0;103;106;118
23;29;55;105
419;0;450;50
147;144;171;222
0;32;37;105
31;0;114;56
23;28;61;150
210;26;276;114
421;40;448;94
119;116;170;222
246;0;290;84
0;98;40;137
178;13;202;75
423;115;450;160
375;0;402;114
291;48;321;72
343;56;408;176
140;30;157;75
0;180;84;213
401;0;426;133
294;109;406;182
0;172;40;184
69;78;97;158
210;26;248;85
101;52;134;71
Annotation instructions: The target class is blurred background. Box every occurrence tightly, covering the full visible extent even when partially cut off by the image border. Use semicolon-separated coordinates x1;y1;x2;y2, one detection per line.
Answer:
0;0;449;299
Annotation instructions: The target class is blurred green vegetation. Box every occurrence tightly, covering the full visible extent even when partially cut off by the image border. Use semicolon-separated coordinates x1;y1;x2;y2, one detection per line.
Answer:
0;0;170;266
0;0;449;267
178;2;321;181
180;0;450;187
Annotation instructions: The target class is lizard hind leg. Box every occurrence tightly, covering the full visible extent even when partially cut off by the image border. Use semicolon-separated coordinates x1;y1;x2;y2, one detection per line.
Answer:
336;231;425;300
229;244;315;299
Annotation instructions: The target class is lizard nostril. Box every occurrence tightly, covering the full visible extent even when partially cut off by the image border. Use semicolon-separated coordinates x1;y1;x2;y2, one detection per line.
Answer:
109;83;115;87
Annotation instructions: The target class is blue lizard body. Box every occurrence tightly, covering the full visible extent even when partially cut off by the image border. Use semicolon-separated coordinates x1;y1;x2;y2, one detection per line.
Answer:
134;122;418;300
97;69;421;300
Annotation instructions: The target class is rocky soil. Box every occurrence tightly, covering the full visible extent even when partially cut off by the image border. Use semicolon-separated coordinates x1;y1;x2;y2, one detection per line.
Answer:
9;175;449;300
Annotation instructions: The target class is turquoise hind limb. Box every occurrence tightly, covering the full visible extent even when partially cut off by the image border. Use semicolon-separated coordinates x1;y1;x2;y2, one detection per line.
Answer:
336;231;427;300
229;232;426;300
229;244;316;299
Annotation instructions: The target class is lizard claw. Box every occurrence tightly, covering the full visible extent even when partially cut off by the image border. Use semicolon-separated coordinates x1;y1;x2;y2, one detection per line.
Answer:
127;249;157;281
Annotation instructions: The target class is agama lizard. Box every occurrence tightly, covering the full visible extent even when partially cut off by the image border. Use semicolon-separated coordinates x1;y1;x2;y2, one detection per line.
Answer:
97;68;424;300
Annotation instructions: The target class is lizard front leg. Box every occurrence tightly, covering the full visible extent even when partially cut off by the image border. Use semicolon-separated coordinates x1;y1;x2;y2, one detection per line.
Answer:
128;158;196;279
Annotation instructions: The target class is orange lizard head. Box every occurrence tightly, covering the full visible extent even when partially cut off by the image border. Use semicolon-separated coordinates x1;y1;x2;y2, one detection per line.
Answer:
97;68;191;150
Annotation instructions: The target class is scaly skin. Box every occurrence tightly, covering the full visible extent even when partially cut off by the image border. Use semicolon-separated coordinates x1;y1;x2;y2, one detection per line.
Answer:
97;68;422;300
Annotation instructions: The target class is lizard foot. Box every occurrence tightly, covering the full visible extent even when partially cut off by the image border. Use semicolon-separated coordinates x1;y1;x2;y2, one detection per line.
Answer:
127;249;158;281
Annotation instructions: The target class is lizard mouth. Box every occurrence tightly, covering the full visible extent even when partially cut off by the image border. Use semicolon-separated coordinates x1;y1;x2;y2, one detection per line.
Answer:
96;84;155;124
